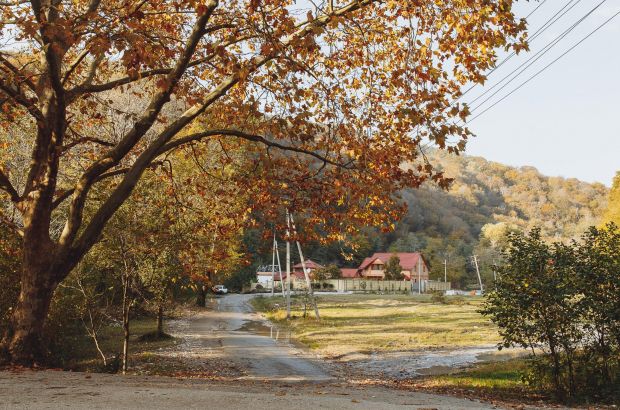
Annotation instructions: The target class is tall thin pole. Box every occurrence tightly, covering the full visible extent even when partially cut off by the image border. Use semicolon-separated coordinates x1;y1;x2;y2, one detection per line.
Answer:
444;259;447;283
285;210;291;319
472;255;483;293
417;255;422;295
271;233;276;297
289;212;320;320
275;239;285;298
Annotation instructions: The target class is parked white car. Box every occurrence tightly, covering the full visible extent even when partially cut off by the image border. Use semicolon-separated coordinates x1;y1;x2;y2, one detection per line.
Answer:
212;285;228;295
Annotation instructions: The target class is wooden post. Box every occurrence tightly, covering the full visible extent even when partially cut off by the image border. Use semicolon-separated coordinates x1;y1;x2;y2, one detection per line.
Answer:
289;212;320;320
472;255;483;293
271;233;276;297
275;239;285;298
417;255;422;295
286;210;291;319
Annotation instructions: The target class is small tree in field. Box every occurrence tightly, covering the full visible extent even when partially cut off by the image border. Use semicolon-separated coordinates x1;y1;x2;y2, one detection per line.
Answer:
313;264;342;280
384;254;403;280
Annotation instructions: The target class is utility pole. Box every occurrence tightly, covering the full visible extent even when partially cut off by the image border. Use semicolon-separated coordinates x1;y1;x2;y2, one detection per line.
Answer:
417;255;422;295
443;259;447;283
275;239;285;298
289;212;320;320
271;233;276;297
286;210;291;319
472;255;483;294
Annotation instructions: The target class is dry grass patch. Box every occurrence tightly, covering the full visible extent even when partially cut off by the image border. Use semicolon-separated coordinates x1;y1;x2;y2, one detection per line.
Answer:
251;294;499;356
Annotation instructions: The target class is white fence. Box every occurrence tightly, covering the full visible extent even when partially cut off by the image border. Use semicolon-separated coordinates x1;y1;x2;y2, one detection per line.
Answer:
252;278;451;294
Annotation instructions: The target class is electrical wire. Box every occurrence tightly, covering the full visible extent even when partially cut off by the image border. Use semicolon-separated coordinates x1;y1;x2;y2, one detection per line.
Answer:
459;0;582;99
467;10;620;123
468;0;607;111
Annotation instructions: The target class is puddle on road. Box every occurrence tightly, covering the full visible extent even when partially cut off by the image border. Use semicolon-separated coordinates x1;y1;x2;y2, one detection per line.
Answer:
343;345;529;379
237;321;307;349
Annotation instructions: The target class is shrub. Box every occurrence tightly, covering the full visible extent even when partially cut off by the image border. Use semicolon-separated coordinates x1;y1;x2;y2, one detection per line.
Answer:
482;225;620;403
430;291;447;304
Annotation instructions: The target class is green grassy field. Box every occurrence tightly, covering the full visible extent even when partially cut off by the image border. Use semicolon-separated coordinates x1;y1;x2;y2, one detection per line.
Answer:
251;294;500;357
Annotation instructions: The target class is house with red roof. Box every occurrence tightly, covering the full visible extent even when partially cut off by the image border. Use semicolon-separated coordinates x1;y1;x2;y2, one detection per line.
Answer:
356;252;430;282
275;259;324;281
340;268;360;278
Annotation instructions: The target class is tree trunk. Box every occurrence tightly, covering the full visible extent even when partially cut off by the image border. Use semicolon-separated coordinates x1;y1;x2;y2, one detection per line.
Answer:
0;239;67;365
196;285;206;307
122;303;130;375
157;305;164;337
1;277;56;364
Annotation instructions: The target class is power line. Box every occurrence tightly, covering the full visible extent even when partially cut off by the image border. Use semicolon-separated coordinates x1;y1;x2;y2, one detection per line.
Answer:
467;10;620;123
526;0;549;19
468;0;607;111
529;0;584;43
460;0;582;99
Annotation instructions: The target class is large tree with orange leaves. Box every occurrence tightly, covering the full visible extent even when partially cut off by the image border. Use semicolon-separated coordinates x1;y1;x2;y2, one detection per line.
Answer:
0;0;526;363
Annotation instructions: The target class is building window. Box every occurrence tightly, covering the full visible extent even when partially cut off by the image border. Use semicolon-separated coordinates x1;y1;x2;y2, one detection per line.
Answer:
371;264;382;270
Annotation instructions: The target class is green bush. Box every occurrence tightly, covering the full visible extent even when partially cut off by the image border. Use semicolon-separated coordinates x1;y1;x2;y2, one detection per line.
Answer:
482;224;620;403
430;291;447;304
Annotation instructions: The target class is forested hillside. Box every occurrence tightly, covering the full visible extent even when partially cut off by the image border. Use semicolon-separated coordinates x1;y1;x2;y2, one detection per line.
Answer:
386;150;609;287
240;151;609;290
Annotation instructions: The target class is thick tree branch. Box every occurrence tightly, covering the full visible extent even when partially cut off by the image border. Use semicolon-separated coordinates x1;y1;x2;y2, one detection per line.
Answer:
0;213;23;237
0;54;36;92
52;161;164;209
158;129;353;169
59;1;219;249
0;169;20;202
0;77;44;121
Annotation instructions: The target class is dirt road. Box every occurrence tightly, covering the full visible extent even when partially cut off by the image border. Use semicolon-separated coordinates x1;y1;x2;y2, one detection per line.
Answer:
168;293;331;382
0;294;505;409
0;369;504;409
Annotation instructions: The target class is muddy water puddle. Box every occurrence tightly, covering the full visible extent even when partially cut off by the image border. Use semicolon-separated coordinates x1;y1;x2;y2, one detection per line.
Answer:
342;345;529;379
236;321;307;349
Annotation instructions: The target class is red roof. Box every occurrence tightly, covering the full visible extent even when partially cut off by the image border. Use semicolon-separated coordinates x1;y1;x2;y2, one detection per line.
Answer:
358;252;428;271
292;259;324;270
340;268;360;278
274;271;304;281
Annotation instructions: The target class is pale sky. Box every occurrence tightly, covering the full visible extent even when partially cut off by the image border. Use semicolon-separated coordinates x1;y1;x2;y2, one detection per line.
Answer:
465;0;620;186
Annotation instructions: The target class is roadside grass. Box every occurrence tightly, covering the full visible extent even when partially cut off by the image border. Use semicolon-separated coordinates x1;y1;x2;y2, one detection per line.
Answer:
407;359;550;404
420;359;528;390
251;294;499;356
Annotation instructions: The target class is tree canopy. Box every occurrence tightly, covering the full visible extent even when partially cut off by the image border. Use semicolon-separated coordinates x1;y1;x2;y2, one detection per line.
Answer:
602;172;620;227
0;0;526;364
